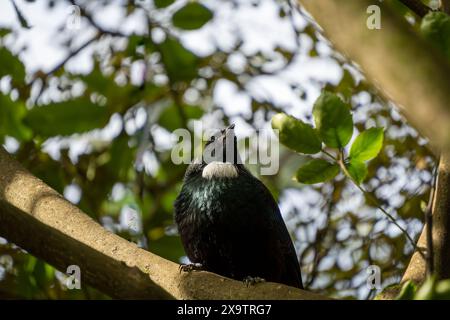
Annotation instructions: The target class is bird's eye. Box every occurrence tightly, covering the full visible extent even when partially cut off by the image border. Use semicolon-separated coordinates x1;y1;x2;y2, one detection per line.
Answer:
210;136;216;142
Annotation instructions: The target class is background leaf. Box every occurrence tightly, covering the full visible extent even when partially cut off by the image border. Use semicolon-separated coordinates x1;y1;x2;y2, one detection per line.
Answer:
271;113;322;154
349;127;384;161
0;93;32;141
154;0;175;9
295;159;340;184
172;3;213;30
159;104;203;131
313;91;353;148
421;12;450;60
24;98;109;137
0;47;26;84
159;37;198;82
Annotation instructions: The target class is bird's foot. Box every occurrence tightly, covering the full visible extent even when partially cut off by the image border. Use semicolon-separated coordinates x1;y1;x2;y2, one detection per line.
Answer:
179;263;203;273
243;276;266;287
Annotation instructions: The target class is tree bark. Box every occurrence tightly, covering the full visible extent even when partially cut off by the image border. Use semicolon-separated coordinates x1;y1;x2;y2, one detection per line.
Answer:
402;154;450;283
0;147;326;300
298;0;450;155
442;0;450;14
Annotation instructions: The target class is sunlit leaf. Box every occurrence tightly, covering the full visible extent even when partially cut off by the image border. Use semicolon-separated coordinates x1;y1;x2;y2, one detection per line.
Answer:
313;91;353;148
414;276;436;300
435;279;450;299
271;113;322;154
349;127;384;161
396;280;417;300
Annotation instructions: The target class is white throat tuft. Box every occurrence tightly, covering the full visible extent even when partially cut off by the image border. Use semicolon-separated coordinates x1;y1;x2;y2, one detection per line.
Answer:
202;161;238;179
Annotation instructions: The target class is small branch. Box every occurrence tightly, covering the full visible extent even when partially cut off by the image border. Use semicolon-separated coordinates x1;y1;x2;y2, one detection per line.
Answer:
47;34;100;77
68;0;128;37
10;0;30;29
337;150;423;257
398;0;433;18
322;149;337;161
30;33;99;104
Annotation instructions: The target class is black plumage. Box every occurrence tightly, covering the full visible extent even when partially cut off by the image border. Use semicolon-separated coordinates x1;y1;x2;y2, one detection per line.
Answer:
174;125;303;289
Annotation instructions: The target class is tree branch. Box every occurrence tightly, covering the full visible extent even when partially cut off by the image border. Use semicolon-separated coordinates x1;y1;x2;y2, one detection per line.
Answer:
441;0;450;14
401;154;450;283
298;0;450;154
398;0;432;17
0;147;326;300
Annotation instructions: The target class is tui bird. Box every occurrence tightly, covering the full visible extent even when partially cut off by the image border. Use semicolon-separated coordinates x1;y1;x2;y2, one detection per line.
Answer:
174;124;303;289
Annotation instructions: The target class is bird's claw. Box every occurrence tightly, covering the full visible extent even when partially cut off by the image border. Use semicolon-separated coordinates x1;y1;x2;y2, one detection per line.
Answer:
179;263;203;273
243;276;266;287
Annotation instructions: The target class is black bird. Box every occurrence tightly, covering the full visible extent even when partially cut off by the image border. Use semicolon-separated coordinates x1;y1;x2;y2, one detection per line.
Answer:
174;124;303;289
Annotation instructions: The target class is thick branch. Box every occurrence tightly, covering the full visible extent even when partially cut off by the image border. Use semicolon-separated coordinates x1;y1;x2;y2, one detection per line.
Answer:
0;147;325;300
298;0;450;154
402;154;450;284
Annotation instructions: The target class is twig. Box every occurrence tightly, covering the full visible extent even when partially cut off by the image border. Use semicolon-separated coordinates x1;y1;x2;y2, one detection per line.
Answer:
337;150;425;258
68;0;127;37
10;0;30;29
322;149;337;161
30;33;99;104
398;0;433;18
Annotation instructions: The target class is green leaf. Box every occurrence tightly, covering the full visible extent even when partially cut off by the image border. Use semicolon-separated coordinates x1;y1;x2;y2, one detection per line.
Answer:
0;47;26;84
172;3;213;30
312;91;353;148
0;28;11;37
0;93;32;141
159;104;203;131
154;0;175;9
349;127;384;161
271;113;322;154
421;12;450;60
24;98;109;137
159;37;198;82
396;281;417;300
346;159;367;184
414;276;436;300
435;279;450;299
295;159;340;184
